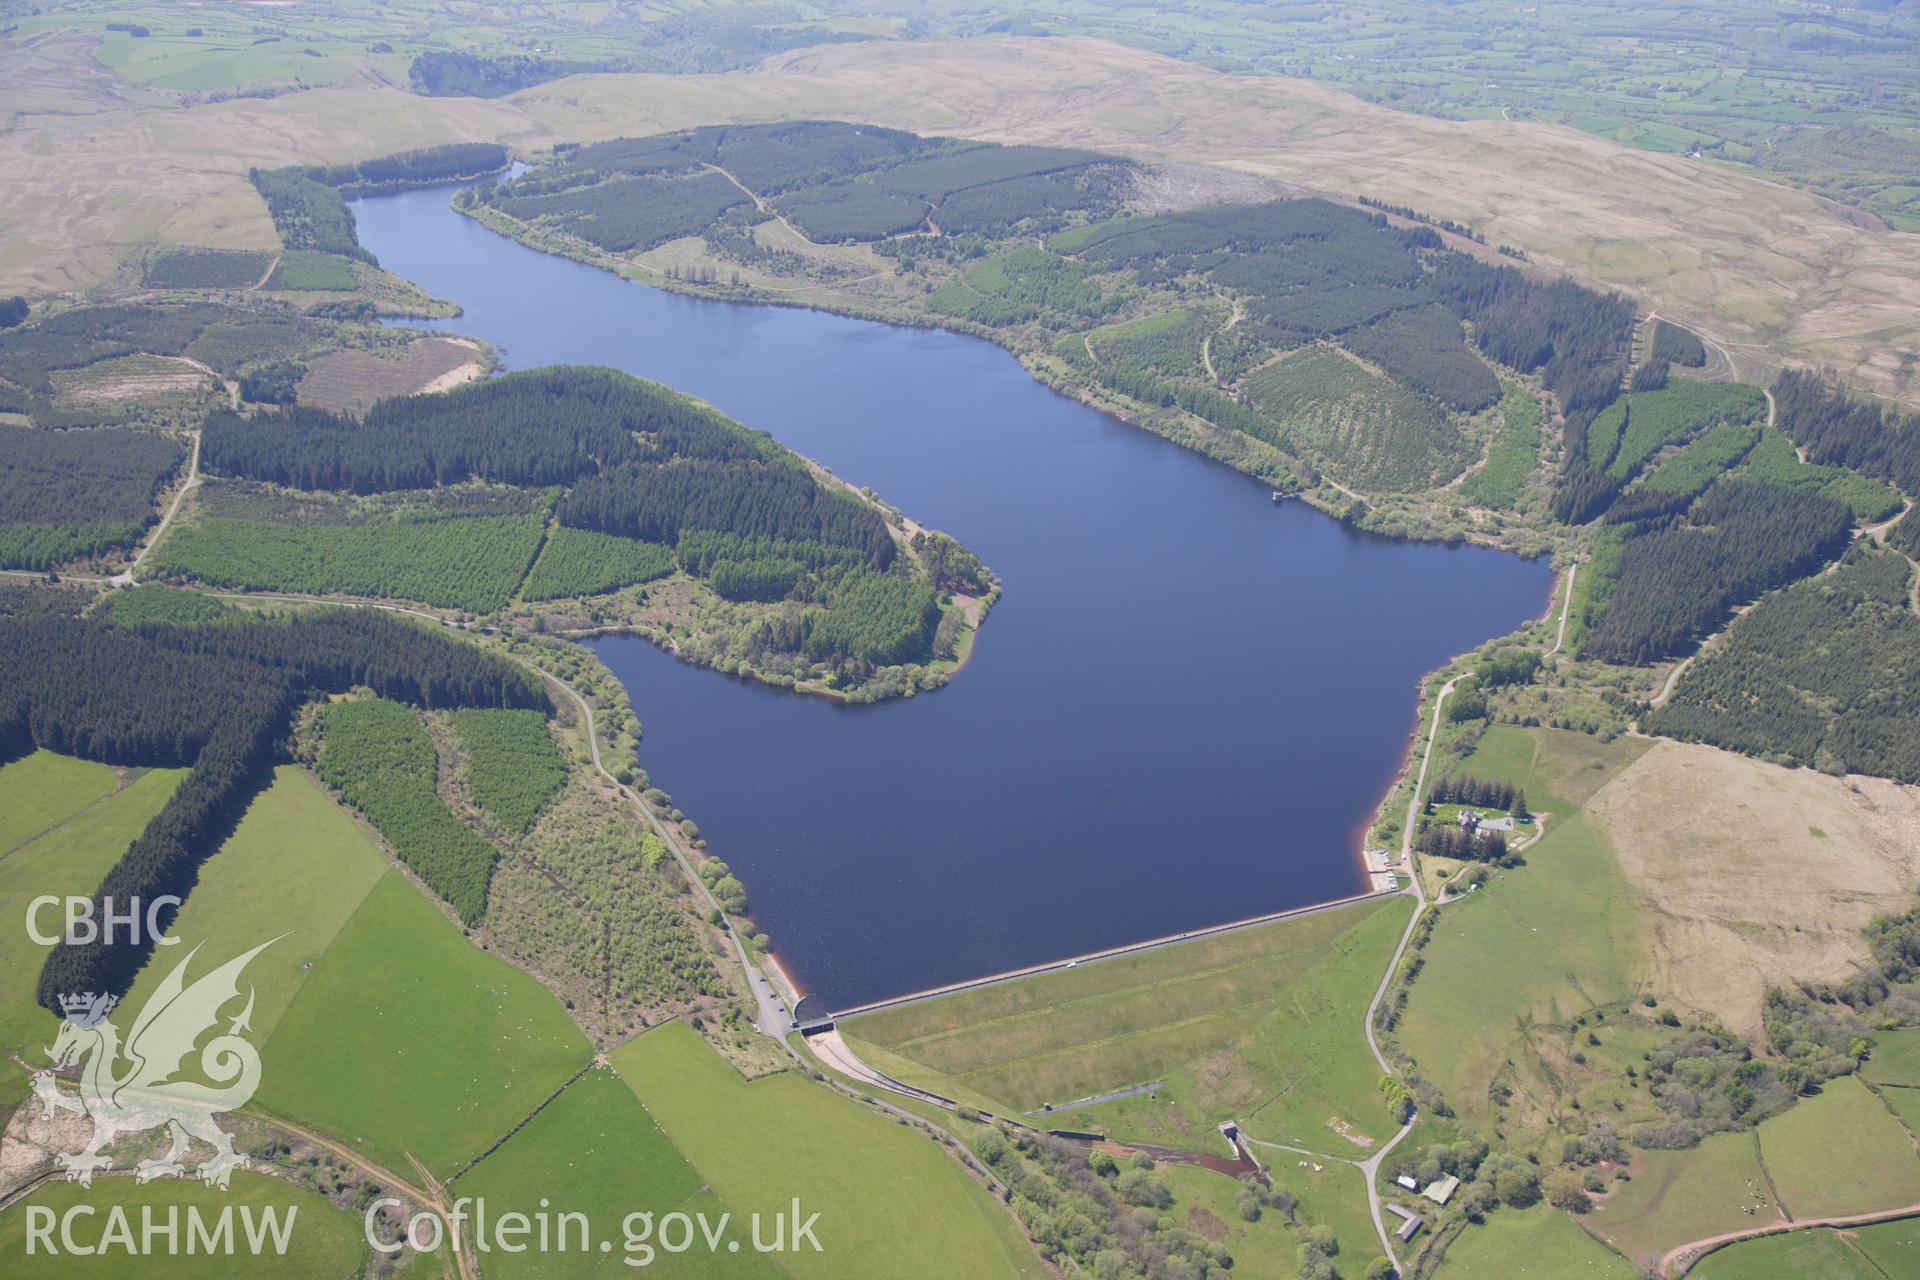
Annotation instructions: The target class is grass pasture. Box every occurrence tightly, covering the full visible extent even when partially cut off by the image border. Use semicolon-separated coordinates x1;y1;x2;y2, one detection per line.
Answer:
0;764;186;1068
1435;1204;1635;1278
612;1021;1045;1280
1261;1155;1378;1267
0;1171;367;1279
1450;725;1651;822
1586;1131;1780;1268
455;1066;774;1279
1692;1228;1886;1280
257;873;589;1179
1157;1160;1359;1275
116;766;388;1043
1874;1082;1920;1143
1867;1030;1920;1087
1757;1075;1920;1219
1852;1218;1920;1279
1398;811;1649;1138
1587;740;1920;1029
846;897;1410;1154
0;749;120;853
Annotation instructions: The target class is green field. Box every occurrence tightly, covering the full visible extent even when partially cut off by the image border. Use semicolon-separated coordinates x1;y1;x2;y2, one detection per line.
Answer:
116;767;388;1042
1876;1082;1920;1140
455;1066;775;1279
263;250;357;292
1243;346;1470;491
1157;1159;1371;1275
1156;1163;1291;1273
1865;1028;1920;1087
0;750;120;853
0;763;186;1069
1853;1218;1920;1279
1757;1075;1920;1219
1586;1132;1777;1267
1269;1156;1379;1269
1398;810;1649;1137
89;23;403;92
1693;1227;1886;1280
847;897;1410;1154
1448;725;1651;822
612;1021;1045;1280
0;1172;367;1278
256;873;589;1178
1435;1204;1635;1278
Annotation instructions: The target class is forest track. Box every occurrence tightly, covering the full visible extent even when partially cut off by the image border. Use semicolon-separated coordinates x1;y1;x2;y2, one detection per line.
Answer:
114;427;200;586
1546;562;1577;659
1201;300;1242;385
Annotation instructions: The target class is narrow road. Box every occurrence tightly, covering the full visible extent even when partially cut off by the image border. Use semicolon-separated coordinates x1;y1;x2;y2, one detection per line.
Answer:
530;656;795;1040
1349;675;1450;1267
189;585;798;1037
1659;1200;1920;1279
239;1108;437;1207
1859;497;1913;545
1648;650;1697;711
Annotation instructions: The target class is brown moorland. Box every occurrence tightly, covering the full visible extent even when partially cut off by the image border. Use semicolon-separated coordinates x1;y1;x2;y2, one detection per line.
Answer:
4;36;1918;405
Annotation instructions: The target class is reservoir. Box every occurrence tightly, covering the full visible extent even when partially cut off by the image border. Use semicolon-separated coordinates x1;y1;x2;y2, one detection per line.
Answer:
352;185;1556;1009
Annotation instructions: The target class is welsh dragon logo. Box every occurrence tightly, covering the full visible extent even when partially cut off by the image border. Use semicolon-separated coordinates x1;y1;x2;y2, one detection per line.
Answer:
33;937;279;1189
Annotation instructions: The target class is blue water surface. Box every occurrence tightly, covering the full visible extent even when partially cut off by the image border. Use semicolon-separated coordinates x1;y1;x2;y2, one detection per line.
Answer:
353;187;1554;1008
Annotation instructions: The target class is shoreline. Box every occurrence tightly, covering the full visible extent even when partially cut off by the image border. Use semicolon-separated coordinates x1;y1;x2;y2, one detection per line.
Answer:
1348;555;1570;886
406;181;1572;1022
453;194;1575;563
